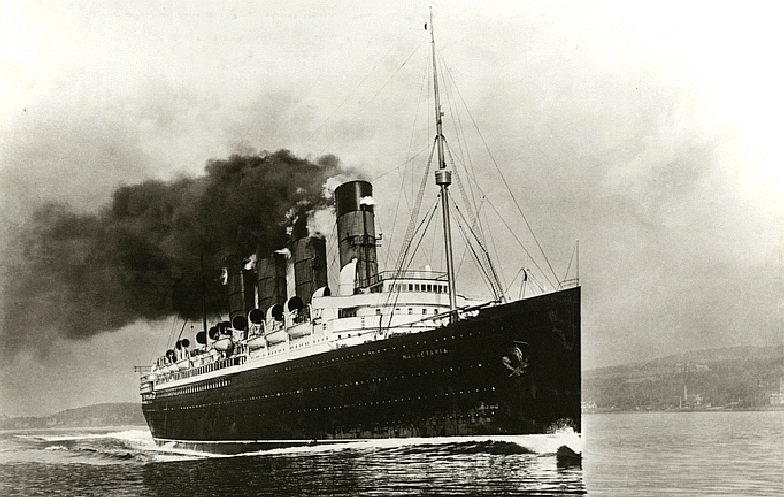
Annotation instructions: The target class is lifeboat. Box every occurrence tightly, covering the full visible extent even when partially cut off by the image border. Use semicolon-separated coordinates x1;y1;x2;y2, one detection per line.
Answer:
212;337;233;351
264;329;287;344
287;323;311;338
247;334;268;350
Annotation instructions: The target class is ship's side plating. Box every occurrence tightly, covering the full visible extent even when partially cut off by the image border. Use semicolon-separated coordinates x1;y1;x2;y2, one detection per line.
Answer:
142;286;579;451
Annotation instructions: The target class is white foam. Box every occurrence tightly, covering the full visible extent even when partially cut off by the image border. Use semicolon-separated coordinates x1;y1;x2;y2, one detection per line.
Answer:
15;429;152;443
17;428;582;463
143;441;230;461
237;432;583;458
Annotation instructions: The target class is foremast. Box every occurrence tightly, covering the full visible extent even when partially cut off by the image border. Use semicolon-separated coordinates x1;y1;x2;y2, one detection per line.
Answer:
429;7;458;319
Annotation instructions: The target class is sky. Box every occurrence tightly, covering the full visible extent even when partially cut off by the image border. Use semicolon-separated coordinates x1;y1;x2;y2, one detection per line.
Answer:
1;0;782;416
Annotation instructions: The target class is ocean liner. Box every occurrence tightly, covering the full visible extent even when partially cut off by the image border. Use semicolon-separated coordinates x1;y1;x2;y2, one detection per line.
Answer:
139;9;581;454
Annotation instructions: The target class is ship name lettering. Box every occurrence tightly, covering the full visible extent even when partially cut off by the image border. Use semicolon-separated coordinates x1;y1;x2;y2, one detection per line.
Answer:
402;347;449;360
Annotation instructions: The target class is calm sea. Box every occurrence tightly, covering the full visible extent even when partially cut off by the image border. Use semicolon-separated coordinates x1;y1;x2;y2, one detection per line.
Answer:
0;411;780;496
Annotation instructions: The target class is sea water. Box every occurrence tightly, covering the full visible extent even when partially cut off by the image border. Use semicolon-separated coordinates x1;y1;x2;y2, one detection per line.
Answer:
582;410;783;496
1;411;781;496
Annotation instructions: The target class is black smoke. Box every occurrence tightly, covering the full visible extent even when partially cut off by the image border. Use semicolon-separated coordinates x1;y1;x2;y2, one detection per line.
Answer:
1;150;344;356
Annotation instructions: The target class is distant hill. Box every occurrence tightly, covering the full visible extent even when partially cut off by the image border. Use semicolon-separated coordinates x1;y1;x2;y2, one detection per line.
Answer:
587;346;783;378
583;345;784;410
646;345;783;365
0;403;145;430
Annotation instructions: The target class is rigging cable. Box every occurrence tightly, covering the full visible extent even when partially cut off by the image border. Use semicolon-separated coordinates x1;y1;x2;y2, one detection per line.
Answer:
383;198;440;331
452;203;499;299
440;58;560;286
444;137;500;286
439;61;496;290
525;269;546;294
390;141;436;280
454;221;496;298
403;199;440;273
562;244;576;284
368;143;432;182
426;202;439;267
382;137;439;331
386;170;408;270
482;195;558;289
438;157;556;291
484;205;508;297
379;59;431;270
301;36;412;148
386;195;439;304
455;196;485;274
445;140;506;294
504;267;531;298
453;201;504;300
319;45;423;155
439;54;483;225
176;319;188;343
504;267;524;296
520;274;528;300
438;57;541;294
152;315;179;364
368;143;432;268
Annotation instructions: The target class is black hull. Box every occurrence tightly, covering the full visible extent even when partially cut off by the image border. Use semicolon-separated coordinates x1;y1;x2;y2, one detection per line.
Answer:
143;287;580;453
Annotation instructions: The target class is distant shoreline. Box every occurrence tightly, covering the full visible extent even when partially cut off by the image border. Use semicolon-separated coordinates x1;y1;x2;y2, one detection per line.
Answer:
0;402;145;430
583;406;784;415
0;423;147;435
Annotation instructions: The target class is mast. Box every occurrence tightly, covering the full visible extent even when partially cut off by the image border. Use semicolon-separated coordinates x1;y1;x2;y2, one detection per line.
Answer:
429;7;458;317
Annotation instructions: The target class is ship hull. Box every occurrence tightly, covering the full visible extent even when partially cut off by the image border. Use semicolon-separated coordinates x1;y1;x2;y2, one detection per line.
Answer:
142;287;580;454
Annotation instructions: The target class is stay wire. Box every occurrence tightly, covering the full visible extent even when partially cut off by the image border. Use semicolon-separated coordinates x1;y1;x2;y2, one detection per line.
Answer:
483;195;557;290
563;244;576;283
452;202;498;299
404;199;440;273
504;267;524;296
440;58;560;285
390;141;436;280
368;144;432;182
383;60;430;269
439;55;485;241
383;197;440;330
176;319;188;342
484;206;508;298
301;37;409;147
385;196;438;309
319;45;422;155
455;196;485;274
453;201;503;300
439;55;482;225
446;140;501;291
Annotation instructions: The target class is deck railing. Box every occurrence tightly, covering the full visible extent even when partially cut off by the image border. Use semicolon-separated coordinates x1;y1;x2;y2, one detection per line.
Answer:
366;270;448;287
155;354;248;385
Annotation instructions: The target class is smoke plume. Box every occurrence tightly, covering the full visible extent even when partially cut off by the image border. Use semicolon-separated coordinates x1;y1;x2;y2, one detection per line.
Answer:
1;150;346;357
